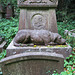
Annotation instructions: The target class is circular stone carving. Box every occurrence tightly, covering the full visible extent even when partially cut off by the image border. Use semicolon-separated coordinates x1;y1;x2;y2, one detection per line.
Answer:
32;14;46;30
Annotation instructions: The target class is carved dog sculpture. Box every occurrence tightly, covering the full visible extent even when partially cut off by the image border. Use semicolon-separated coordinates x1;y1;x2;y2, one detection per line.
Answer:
13;30;66;46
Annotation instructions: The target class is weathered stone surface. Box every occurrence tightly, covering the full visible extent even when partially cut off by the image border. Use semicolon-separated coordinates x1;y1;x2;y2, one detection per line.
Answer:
0;41;6;53
0;37;6;53
17;0;58;7
18;0;58;33
19;9;58;33
13;30;66;46
0;52;64;75
6;40;72;59
6;3;14;19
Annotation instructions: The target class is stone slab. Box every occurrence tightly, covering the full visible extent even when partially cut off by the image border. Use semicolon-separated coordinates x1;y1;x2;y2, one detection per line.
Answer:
6;40;72;59
0;52;64;75
0;41;6;53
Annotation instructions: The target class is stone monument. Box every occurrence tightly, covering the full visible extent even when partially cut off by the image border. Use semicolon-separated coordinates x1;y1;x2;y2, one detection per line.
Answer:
0;0;72;75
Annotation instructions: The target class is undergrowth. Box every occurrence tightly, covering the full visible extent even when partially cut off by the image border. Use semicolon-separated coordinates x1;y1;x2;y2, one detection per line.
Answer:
0;17;19;46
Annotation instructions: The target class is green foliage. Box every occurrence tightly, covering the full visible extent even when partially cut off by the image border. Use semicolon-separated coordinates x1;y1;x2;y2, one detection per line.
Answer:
57;21;75;37
64;54;75;67
66;35;75;48
57;14;75;48
0;0;17;5
0;50;6;60
0;17;18;60
0;17;19;46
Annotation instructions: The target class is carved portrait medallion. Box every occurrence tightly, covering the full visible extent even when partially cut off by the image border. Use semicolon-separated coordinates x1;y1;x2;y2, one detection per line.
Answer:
31;14;46;30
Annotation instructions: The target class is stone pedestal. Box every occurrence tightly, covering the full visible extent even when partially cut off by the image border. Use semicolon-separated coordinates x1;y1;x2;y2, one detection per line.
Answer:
0;52;64;75
18;0;58;33
0;40;72;75
6;40;72;59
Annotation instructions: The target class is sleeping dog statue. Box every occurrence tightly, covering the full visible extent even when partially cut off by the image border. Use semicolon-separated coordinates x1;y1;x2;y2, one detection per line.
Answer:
13;30;66;47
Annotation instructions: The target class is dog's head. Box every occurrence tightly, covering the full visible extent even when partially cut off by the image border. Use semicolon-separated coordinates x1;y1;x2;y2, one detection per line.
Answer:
55;35;66;45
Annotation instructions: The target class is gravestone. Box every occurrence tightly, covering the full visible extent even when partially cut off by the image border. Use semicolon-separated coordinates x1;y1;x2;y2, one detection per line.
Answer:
0;52;64;75
0;4;5;19
0;0;72;75
6;3;14;19
18;0;58;33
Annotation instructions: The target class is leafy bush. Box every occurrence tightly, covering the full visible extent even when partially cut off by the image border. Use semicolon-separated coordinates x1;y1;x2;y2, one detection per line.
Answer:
57;21;75;37
57;21;75;47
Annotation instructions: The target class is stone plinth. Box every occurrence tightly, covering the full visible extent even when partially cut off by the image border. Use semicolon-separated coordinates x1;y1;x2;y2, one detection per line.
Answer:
0;52;64;75
17;0;58;33
6;40;72;59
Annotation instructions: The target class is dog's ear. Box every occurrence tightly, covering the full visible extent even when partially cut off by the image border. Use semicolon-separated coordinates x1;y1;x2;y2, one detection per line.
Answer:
54;35;62;44
53;33;59;41
54;37;57;43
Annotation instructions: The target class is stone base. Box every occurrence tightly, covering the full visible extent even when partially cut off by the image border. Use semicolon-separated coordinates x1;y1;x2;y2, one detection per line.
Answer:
0;52;64;75
6;40;72;59
0;41;6;53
